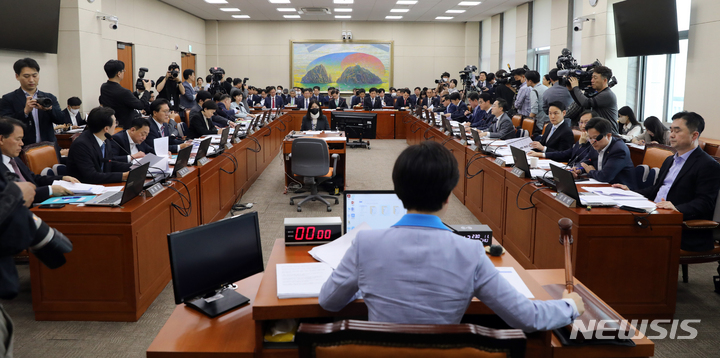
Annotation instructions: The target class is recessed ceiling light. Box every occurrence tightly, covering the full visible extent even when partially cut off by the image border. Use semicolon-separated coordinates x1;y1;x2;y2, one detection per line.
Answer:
435;16;454;20
390;9;410;13
283;14;301;18
334;8;353;12
269;0;291;4
232;15;250;18
335;15;351;19
333;0;353;4
386;15;403;19
220;8;240;12
458;1;481;6
204;0;228;4
277;8;296;12
396;1;417;4
446;10;465;13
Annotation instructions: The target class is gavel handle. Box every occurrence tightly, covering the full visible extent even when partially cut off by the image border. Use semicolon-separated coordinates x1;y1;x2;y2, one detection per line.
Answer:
558;218;574;293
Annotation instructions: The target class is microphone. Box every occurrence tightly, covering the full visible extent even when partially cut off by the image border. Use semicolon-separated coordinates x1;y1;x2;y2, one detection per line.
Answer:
566;143;592;168
104;133;165;183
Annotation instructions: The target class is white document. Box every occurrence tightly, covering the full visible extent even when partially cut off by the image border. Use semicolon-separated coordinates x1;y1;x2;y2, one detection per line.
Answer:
154;137;169;158
65;128;84;134
530;169;552;178
581;187;645;198
536;160;564;170
309;223;372;269
611;199;657;211
276;262;334;299
508;137;533;152
577;179;608;184
134;153;165;168
496;267;534;299
51;180;107;195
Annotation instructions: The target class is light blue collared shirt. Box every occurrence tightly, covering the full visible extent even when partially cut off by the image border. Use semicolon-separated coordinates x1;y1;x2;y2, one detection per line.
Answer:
319;214;579;330
654;146;697;203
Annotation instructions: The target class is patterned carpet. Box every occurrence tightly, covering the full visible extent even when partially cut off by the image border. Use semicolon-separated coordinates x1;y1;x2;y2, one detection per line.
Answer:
2;140;719;357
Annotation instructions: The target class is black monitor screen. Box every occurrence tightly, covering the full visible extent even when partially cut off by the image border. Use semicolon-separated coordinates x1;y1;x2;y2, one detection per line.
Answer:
167;212;264;304
0;0;61;54
331;112;377;139
613;0;679;57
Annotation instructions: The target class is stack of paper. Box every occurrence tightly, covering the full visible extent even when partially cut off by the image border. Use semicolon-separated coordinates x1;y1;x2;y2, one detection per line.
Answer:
496;267;534;298
309;223;371;269
581;187;657;211
276;262;334;299
536;160;564;170
51;181;122;195
507;137;533;152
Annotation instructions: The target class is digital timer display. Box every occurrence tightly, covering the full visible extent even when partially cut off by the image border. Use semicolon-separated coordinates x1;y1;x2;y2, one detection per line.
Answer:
289;225;342;242
284;217;344;245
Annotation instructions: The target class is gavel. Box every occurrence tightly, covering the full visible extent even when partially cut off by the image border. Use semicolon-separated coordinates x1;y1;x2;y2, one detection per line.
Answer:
558;218;574;293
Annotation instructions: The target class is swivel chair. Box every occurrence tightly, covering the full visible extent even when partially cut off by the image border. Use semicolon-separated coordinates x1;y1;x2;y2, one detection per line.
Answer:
289;138;339;212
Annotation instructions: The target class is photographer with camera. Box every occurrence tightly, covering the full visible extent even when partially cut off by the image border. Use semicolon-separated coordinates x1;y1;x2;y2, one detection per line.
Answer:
568;65;619;134
0;58;65;146
100;60;152;129
494;70;516;111
542;68;573;115
513;68;531;116
156;63;186;111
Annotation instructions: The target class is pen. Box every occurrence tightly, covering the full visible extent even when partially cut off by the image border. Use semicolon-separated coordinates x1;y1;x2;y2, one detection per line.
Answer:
62;196;82;200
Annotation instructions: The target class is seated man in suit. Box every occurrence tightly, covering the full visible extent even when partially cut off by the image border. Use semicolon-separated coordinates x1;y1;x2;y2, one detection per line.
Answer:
66;107;132;184
529;110;595;168
476;98;516;140
0;117;76;203
440;95;454;116
573;118;637;189
363;88;383;111
312;86;326;106
187;100;219;139
327;89;348;109
319;140;584;326
529;101;574;153
448;92;468;122
110;116;155;163
61;96;85;128
145;99;192;153
394;89;411;110
297;88;313;110
264;86;284;109
378;88;389;107
0;58;65;146
300;101;330;131
213;93;237;128
409;87;421;107
464;93;495;130
615;112;720;251
383;88;395;107
351;89;366;108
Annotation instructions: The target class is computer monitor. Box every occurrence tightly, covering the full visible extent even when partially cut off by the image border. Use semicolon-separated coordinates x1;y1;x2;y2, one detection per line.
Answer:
510;145;531;178
331;112;377;139
192;137;212;165
343;190;407;233
170;144;192;178
550;164;581;203
167;211;264;318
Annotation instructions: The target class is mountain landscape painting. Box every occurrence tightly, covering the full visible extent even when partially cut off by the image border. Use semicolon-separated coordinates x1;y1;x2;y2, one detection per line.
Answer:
292;41;392;92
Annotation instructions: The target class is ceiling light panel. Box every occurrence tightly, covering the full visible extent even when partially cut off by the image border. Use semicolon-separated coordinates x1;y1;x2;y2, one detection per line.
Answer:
284;14;301;18
390;9;410;13
436;16;454;20
277;8;296;12
458;1;481;6
446;10;465;13
269;0;291;4
204;0;228;4
386;15;403;19
396;1;417;4
333;0;354;4
220;8;240;12
335;15;351;18
232;15;250;18
334;8;353;12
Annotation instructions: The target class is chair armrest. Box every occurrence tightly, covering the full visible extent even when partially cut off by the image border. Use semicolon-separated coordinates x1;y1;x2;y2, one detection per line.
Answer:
683;220;719;229
330;153;338;178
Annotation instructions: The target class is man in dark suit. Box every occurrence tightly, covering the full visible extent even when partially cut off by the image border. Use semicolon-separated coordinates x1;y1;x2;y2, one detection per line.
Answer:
363;88;383;111
464;93;494;130
327;89;348;109
312;86;327;106
66;107;132;184
0;58;65;146
477;98;515;140
615;112;720;251
530;101;575;153
351;89;366;108
264;87;285;109
448;92;468;122
530;110;595;168
383;88;395;107
187;101;219;139
574;118;637;190
99;60;152;129
409;87;421;107
0;117;77;203
394;89;411;110
110;117;155;163
60;97;85;127
145;99;193;152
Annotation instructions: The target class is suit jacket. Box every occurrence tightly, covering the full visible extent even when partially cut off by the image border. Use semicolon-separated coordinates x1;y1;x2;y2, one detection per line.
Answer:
637;147;720;251
66;130;131;184
145;118;187;152
450;101;468;122
0;88;64;145
264;95;285;109
351;96;364;107
187;113;218;139
581;137;637;190
311;95;326;106
99;81;150;129
297;97;313;110
487;113;515;140
394;97;410;110
432;96;441;107
537;122;574;153
327;98;348;109
409;95;418;107
363;96;383;110
384;94;395;107
284;95;300;107
60;108;86;126
246;94;257;107
110;130;155;163
0;156;62;203
545;141;592;167
215;102;235;123
301;115;331;131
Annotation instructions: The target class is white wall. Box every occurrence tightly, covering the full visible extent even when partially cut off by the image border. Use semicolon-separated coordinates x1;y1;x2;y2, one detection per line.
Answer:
502;8;517;69
481;20;492;71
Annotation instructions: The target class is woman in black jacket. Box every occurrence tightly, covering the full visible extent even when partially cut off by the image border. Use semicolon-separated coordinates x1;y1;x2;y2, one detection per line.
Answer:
300;100;330;131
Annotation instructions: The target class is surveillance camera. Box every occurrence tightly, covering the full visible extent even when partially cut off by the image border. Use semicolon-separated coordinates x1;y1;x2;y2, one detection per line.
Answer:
573;16;594;32
347;31;352;40
110;21;118;30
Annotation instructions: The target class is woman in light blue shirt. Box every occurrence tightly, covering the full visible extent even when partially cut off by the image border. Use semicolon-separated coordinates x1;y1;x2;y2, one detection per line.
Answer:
230;90;254;120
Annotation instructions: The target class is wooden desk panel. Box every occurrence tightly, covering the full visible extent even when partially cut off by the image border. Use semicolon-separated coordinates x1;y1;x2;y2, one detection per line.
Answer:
447;139;467;204
394;111;411;139
464;147;485;220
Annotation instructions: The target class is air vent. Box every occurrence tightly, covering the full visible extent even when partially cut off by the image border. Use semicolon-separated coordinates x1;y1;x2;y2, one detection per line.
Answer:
299;7;331;15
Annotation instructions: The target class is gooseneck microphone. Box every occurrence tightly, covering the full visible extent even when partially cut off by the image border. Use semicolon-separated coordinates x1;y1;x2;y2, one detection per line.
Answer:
104;133;165;183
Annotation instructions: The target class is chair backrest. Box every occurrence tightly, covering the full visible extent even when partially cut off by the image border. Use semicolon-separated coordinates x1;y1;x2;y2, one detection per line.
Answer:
177;122;188;138
521;118;535;134
291;138;330;177
113;126;123;134
633;164;656;190
296;320;526;358
642;144;675;169
20;141;59;174
572;129;581;143
541;122;550;135
172;112;182;124
703;142;719;156
511;115;522;128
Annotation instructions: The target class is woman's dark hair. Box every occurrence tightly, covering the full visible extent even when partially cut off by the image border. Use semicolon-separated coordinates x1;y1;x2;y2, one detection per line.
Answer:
305;100;321;117
231;89;243;101
393;141;459;212
618;106;640;127
643;116;668;145
543;74;551;83
87;107;115;133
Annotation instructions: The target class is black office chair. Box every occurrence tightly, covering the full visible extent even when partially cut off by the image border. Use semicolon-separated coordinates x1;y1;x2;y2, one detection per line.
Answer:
289;138;339;212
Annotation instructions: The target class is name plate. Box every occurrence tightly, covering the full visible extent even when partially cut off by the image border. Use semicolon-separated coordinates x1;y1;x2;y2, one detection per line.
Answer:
470;144;479;152
495;158;506;166
176;167;191;178
197;157;210;167
145;182;166;197
510;166;525;178
459;139;467;146
555;192;577;208
225;142;233;149
234;137;242;144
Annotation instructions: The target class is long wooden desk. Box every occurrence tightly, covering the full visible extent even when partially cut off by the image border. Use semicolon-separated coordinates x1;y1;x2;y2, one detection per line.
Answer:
403;117;684;319
283;109;403;140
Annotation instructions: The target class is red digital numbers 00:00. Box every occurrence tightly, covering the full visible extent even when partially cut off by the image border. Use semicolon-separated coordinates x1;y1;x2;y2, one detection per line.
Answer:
294;226;332;240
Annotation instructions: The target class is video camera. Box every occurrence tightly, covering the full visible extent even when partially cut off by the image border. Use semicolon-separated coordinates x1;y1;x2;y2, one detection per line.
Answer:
208;66;227;95
136;67;155;91
556;48;617;95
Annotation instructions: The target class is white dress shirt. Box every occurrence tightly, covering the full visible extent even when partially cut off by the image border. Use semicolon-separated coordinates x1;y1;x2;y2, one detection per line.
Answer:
126;131;138;162
2;155;15;175
597;137;612;171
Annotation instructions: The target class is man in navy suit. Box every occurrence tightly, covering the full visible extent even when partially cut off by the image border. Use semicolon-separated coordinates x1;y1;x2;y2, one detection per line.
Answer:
0;58;65;146
60;97;85;128
409;87;421;107
529;101;575;153
394;89;411;110
327;89;348;109
145;99;192;154
110;116;155;163
312;86;326;106
574;118;637;190
351;89;366;108
264;87;284;109
448;92;468;122
363;88;383;110
0;117;76;203
66;107;132;184
463;93;494;130
297;88;313;110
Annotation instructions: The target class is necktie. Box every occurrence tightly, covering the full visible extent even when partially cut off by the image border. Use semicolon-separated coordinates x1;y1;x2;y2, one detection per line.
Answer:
547;126;556;140
372;98;375;107
306;99;309;109
161;124;166;137
100;143;106;172
336;99;339;107
8;158;26;182
272;97;275;108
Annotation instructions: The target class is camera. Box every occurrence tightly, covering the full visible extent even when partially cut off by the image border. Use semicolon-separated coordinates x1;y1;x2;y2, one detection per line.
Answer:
208;67;227;95
110;22;118;30
573;17;594;32
136;67;155;91
556;48;616;95
168;62;180;79
36;97;53;108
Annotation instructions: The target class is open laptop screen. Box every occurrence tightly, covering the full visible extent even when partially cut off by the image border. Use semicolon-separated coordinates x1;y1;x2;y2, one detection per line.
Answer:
343;190;407;233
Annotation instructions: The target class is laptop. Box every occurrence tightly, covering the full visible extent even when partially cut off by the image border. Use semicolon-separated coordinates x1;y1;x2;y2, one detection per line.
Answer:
85;163;150;207
343;190;407;234
189;137;212;165
209;127;229;156
510;145;552;179
458;124;472;145
471;128;502;157
550;164;617;207
441;117;454;136
170;144;192;177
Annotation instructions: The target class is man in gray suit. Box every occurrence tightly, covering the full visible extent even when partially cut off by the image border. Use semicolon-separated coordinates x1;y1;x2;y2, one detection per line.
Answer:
478;98;516;140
